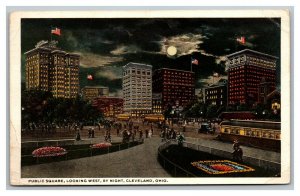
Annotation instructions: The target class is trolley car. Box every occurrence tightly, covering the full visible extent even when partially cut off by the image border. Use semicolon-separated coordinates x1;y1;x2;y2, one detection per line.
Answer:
219;120;281;152
143;114;165;123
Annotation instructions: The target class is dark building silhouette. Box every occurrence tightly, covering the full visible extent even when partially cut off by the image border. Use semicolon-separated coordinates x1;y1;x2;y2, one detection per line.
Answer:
204;79;228;107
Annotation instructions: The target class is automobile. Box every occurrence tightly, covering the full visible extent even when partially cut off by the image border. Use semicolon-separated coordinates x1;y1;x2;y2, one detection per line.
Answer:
198;124;213;134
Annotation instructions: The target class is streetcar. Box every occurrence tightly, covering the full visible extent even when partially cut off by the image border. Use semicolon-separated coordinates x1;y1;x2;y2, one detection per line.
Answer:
116;113;131;121
143;114;165;123
218;120;281;152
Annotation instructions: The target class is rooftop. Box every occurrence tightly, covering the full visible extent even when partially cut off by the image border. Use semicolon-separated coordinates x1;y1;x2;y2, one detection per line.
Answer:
82;86;109;89
154;67;194;74
123;62;152;69
24;40;79;57
226;49;278;59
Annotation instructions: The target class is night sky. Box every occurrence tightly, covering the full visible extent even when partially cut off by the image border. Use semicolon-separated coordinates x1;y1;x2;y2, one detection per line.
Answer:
21;18;281;96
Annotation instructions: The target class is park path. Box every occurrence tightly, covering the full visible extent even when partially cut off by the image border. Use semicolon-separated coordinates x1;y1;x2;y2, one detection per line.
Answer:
21;136;171;178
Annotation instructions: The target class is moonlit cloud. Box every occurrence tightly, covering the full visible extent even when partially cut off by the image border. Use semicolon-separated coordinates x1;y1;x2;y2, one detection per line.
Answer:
159;33;205;56
198;75;228;87
77;52;123;68
109;89;123;97
96;66;122;80
110;45;141;55
215;55;228;64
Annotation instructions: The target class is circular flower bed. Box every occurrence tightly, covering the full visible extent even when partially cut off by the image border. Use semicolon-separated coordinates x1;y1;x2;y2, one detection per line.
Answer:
91;143;112;149
32;147;67;158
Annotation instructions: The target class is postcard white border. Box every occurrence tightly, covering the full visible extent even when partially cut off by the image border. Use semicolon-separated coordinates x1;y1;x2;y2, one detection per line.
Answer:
10;9;290;185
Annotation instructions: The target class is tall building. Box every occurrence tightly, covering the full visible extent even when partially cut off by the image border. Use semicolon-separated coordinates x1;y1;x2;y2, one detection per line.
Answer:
226;49;277;106
204;79;228;107
92;96;124;117
25;40;80;98
152;93;162;114
152;68;195;111
122;62;152;116
258;78;276;104
82;86;109;101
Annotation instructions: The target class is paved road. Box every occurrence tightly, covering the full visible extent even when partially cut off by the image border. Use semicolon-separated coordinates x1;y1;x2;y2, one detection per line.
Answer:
21;136;171;178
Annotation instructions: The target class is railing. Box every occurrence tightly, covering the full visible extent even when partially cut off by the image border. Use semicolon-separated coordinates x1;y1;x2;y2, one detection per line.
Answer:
22;140;144;166
157;140;197;177
182;141;281;173
157;139;281;176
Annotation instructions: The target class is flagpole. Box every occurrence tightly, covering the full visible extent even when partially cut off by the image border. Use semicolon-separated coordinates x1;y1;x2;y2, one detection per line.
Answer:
50;26;53;42
191;57;193;72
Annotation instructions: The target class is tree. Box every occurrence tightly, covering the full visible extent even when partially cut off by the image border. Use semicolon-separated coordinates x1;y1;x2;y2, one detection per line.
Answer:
206;105;218;119
21;90;103;129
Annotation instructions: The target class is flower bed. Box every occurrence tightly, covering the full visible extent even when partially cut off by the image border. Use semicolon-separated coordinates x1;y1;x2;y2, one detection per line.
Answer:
191;160;255;175
32;147;67;158
91;143;112;149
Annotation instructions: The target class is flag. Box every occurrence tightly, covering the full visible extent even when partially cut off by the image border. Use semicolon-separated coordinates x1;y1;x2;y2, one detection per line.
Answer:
191;58;199;65
87;74;93;80
213;72;219;77
51;27;61;36
236;36;245;45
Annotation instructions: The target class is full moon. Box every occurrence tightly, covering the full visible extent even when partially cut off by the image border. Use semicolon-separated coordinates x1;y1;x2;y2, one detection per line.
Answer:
167;46;177;56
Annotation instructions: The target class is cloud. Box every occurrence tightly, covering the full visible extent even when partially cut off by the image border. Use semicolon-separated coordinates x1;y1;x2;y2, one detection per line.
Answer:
198;75;228;87
109;89;123;97
159;33;206;56
77;52;123;68
215;55;228;64
110;45;141;56
95;66;123;80
199;49;215;57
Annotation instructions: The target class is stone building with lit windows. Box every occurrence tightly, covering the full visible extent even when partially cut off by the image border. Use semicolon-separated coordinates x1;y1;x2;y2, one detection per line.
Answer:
82;86;109;102
152;68;195;111
226;49;277;106
92;96;124;117
122;62;152;116
25;40;80;98
204;79;227;107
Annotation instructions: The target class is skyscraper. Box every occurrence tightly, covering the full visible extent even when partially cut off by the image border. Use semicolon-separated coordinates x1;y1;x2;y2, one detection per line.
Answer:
152;68;195;111
122;62;152;116
226;49;277;106
25;40;80;98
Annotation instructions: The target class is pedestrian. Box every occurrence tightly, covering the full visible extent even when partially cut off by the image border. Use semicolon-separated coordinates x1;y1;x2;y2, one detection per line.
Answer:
148;129;152;138
145;129;149;138
139;130;143;139
75;128;81;141
92;128;95;138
